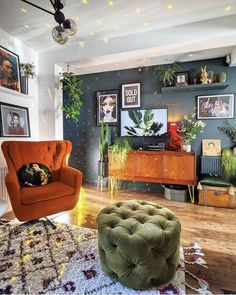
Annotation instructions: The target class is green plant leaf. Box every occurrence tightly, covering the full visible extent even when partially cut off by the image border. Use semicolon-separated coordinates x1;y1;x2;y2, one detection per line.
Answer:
143;110;154;128
128;110;142;127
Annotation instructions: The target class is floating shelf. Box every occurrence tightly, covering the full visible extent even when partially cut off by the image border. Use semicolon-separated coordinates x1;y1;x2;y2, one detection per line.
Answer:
0;86;33;99
161;82;230;94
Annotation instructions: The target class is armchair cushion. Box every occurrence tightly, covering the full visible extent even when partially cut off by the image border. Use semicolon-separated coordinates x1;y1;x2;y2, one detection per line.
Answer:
18;163;52;187
21;181;74;205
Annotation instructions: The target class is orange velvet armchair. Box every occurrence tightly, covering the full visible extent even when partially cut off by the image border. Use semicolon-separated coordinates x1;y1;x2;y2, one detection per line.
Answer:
1;140;83;221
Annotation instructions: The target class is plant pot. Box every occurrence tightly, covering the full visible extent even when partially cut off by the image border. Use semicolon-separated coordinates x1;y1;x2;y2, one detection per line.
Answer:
183;144;191;152
21;75;28;94
98;160;108;177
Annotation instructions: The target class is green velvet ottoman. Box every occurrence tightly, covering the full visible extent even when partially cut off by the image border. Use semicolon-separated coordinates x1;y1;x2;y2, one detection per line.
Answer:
96;200;181;290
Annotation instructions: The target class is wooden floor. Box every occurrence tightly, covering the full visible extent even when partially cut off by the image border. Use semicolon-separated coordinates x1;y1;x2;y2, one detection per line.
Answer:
3;185;236;294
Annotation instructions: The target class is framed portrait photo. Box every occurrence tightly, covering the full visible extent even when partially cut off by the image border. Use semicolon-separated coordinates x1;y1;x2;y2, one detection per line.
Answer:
0;102;31;137
202;139;221;156
96;89;118;126
122;82;141;109
197;94;235;119
175;71;189;86
0;46;21;93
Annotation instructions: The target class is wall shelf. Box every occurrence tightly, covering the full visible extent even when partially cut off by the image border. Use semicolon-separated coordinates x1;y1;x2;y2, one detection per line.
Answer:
0;86;33;99
161;82;230;94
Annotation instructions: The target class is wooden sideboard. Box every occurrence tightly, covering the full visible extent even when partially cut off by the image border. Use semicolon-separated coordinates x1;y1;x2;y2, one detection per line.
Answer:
109;150;197;186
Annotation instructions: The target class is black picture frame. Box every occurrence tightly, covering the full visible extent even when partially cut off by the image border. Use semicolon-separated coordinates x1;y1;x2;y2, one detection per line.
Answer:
0;45;21;93
121;82;141;109
96;89;118;126
197;94;235;119
175;71;189;86
0;102;31;137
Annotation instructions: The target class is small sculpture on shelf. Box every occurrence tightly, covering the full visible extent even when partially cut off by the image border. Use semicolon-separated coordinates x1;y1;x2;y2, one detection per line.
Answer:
200;66;209;84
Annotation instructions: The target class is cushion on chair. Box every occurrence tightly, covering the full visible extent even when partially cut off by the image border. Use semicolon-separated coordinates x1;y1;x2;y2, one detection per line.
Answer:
96;200;181;290
18;163;52;187
20;181;74;204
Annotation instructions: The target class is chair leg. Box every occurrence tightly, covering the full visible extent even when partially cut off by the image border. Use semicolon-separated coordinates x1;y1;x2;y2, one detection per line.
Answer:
44;217;57;229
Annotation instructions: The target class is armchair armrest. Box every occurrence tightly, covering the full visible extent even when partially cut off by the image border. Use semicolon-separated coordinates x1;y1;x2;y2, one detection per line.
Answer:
5;172;21;202
60;166;83;194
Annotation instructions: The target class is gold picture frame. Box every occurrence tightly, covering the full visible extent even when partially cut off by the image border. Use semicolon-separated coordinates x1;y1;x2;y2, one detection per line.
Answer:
202;139;221;156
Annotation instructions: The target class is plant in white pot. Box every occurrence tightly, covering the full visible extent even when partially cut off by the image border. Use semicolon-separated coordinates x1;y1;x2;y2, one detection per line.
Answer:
178;111;206;152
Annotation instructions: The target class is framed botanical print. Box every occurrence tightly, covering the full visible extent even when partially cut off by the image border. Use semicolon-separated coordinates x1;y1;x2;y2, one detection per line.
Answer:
96;89;118;126
122;82;141;109
197;94;235;119
0;102;31;137
0;46;21;92
202;139;221;156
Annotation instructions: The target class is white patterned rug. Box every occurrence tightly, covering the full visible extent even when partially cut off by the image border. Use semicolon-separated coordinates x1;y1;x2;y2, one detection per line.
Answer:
0;220;189;294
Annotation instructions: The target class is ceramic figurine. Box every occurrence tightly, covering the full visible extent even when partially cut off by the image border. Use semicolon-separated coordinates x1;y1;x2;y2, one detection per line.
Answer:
200;66;208;84
219;72;227;83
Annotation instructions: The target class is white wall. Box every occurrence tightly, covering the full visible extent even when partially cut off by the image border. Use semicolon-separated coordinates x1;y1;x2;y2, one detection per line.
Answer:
0;29;38;167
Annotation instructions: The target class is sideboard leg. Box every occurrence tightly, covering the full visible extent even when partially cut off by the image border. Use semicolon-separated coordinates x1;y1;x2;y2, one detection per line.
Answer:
188;185;195;203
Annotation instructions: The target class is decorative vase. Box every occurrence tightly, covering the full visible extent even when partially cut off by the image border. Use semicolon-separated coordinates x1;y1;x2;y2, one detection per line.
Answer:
183;144;191;152
21;75;28;94
219;72;227;83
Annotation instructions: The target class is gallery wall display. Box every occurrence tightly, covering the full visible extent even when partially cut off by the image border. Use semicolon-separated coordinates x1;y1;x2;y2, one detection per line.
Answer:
197;94;235;119
0;46;21;93
121;82;141;109
202;139;221;156
0;102;31;137
96;89;118;126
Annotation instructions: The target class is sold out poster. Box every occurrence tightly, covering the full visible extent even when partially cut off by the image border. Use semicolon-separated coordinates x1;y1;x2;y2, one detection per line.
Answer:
123;83;140;108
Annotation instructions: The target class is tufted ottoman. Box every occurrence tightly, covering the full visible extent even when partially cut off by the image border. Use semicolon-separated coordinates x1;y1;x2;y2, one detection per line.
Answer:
96;200;181;290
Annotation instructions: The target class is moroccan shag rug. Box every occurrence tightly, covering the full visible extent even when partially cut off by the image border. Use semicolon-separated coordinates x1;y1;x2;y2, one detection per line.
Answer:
0;220;210;295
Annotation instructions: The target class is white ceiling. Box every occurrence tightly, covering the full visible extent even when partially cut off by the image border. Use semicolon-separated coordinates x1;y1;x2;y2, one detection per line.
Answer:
1;0;236;73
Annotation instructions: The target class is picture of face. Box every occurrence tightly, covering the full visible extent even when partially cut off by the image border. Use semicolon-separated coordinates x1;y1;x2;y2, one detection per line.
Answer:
0;103;30;137
97;92;118;125
0;46;21;92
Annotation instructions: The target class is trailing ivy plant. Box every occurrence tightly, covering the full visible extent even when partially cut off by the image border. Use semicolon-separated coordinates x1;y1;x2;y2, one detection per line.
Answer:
60;72;83;123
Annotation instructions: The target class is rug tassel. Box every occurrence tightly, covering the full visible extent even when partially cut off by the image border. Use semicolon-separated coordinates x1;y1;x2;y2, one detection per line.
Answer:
184;250;204;257
184;268;212;294
182;242;202;251
184;257;208;268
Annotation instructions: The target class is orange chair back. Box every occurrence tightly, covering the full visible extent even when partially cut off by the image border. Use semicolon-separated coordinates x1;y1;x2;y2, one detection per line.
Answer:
2;140;72;180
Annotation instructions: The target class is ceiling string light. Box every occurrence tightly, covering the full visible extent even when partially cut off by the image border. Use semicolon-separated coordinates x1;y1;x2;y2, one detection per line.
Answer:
21;0;77;44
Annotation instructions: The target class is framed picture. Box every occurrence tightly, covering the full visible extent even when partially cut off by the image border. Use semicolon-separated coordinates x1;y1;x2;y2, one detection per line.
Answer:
202;139;221;156
0;102;31;137
0;46;21;93
197;94;235;119
122;82;141;109
96;89;118;126
175;72;189;86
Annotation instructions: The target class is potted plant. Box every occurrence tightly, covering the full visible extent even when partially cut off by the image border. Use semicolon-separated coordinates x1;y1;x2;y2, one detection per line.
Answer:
178;111;206;152
20;62;36;94
109;137;132;192
153;62;180;87
60;71;83;123
221;149;236;183
98;121;109;178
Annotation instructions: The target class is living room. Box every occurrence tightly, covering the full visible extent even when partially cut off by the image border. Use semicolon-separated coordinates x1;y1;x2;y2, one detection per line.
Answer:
0;0;236;294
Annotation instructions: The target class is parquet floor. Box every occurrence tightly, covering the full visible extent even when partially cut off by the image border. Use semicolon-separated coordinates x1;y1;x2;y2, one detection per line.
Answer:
3;185;236;294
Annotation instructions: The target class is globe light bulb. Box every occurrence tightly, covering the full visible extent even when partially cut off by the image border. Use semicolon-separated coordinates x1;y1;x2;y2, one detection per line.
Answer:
52;25;68;44
64;19;77;36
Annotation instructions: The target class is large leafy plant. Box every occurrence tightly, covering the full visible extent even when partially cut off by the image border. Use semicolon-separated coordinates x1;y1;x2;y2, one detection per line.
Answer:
153;62;180;86
124;110;163;136
60;72;83;123
218;123;236;142
221;149;236;180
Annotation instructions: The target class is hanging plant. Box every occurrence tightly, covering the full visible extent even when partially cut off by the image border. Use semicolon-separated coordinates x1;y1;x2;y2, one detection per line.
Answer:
218;123;236;142
20;63;36;78
60;72;83;123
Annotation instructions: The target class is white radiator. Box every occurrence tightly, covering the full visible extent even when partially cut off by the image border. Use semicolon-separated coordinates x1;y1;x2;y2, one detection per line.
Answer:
0;167;11;211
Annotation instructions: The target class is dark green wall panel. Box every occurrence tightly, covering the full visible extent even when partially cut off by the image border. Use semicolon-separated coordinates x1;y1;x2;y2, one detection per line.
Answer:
64;57;236;187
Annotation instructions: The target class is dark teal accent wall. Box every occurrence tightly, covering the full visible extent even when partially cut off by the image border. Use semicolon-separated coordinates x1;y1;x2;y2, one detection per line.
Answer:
63;57;236;188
